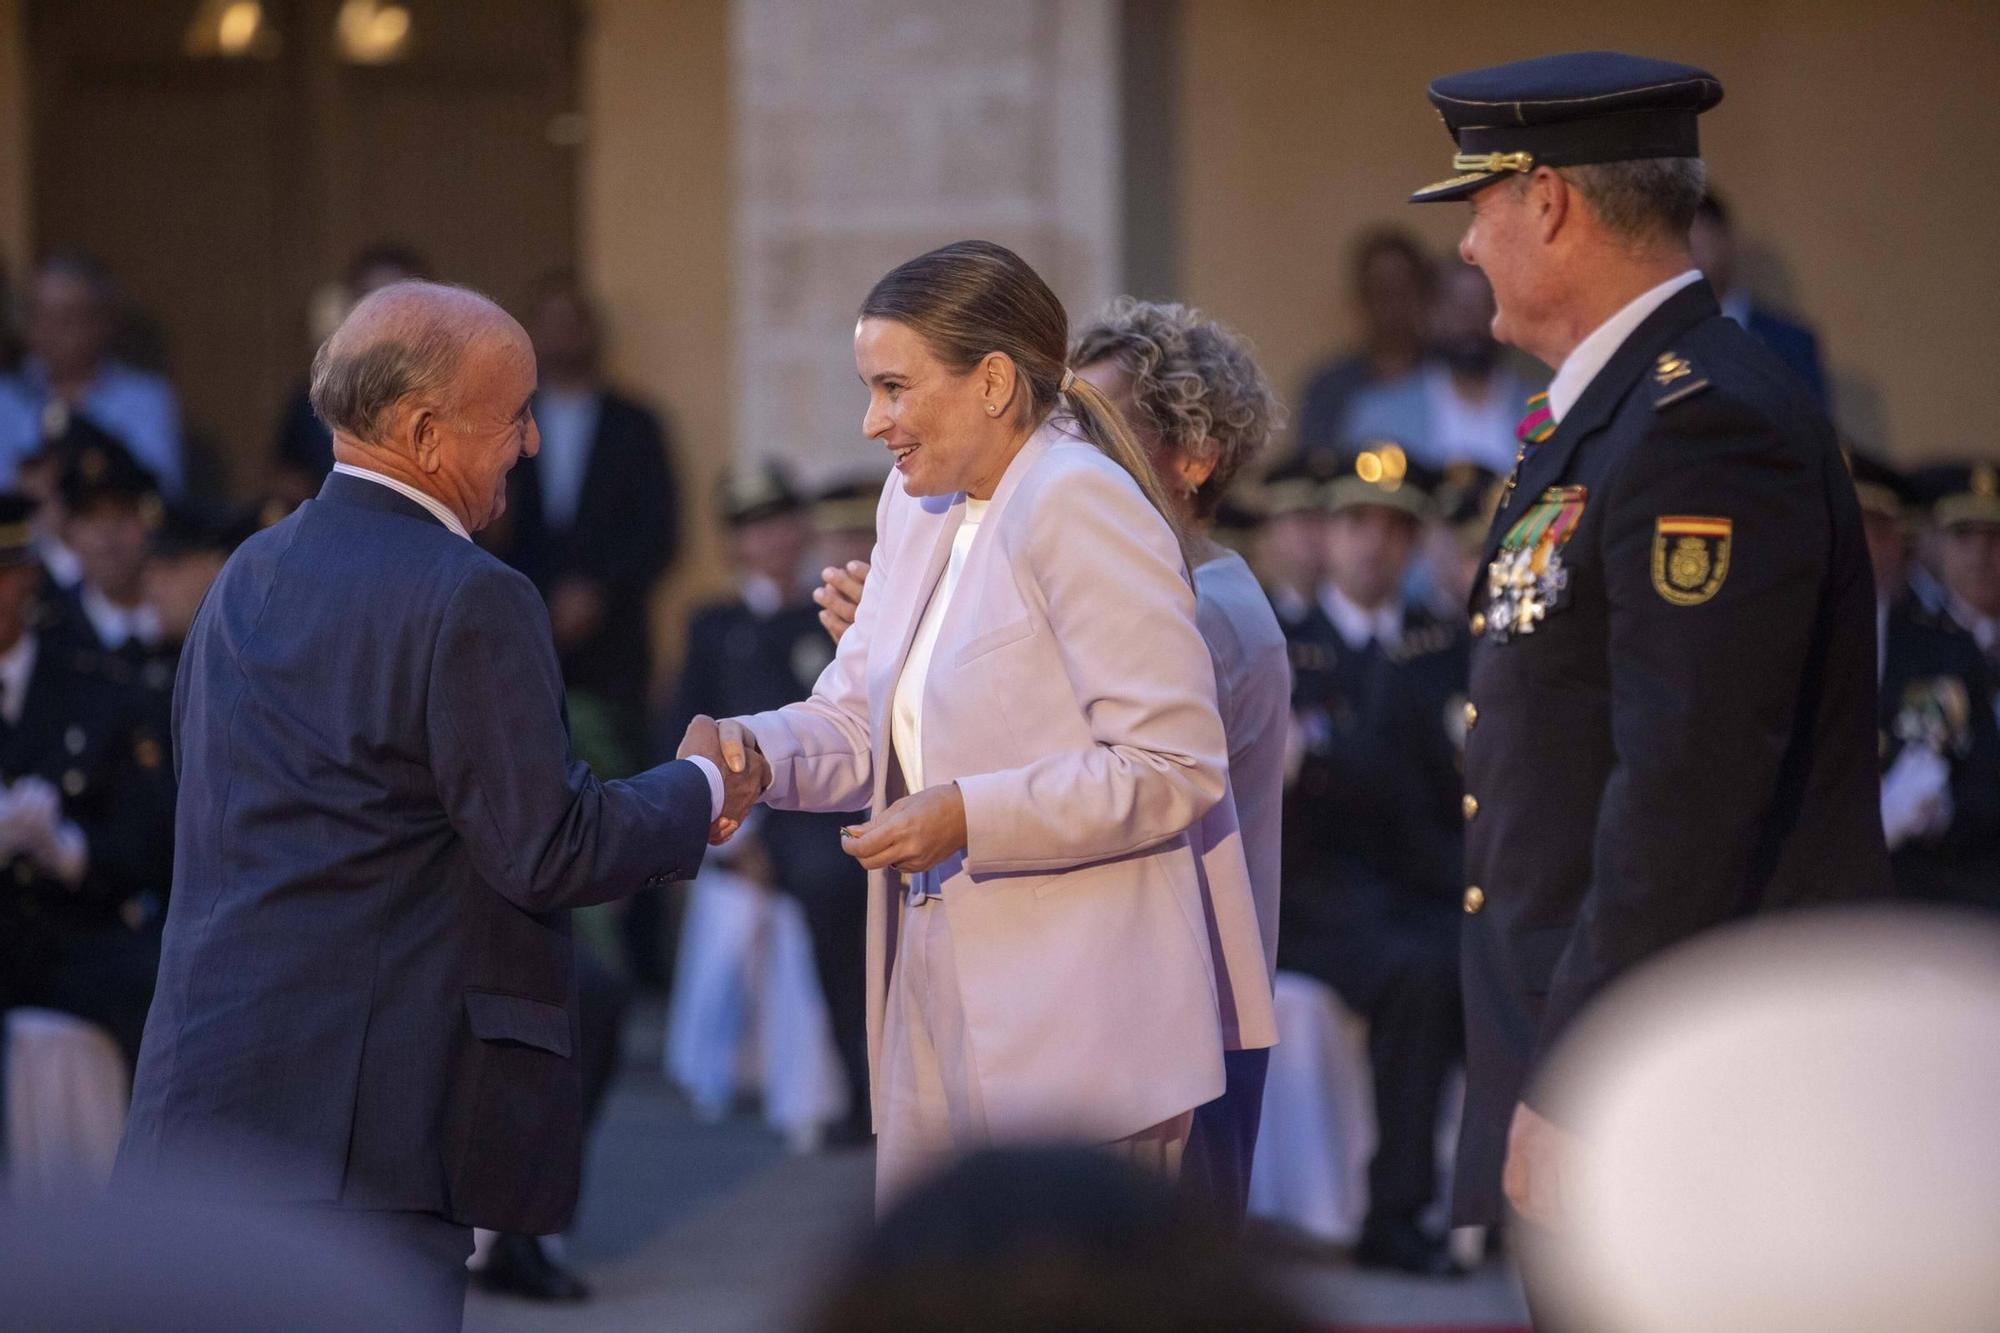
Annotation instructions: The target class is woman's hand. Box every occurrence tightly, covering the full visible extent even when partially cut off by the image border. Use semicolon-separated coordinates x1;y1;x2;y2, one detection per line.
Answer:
812;560;870;644
840;783;967;873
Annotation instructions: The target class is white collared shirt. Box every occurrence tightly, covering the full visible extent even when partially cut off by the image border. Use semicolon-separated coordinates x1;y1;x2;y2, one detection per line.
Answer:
331;462;471;541
80;584;161;652
0;631;35;726
1318;583;1403;653
533;389;600;531
1546;269;1704;425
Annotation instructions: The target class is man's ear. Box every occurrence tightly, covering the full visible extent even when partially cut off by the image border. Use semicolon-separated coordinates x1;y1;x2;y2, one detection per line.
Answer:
410;407;443;473
1528;166;1571;245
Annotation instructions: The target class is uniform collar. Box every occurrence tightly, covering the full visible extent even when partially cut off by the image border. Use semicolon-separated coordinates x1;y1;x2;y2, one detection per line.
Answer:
1547;269;1704;424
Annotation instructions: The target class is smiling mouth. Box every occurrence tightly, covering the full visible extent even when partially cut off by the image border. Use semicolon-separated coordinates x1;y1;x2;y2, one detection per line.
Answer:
890;443;920;466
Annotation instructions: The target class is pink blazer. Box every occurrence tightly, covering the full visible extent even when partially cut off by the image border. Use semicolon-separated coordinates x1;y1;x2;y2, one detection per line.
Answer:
737;421;1273;1142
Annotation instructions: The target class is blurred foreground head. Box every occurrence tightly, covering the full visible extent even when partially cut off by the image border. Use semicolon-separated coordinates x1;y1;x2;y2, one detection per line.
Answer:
1526;907;2000;1333
810;1146;1307;1333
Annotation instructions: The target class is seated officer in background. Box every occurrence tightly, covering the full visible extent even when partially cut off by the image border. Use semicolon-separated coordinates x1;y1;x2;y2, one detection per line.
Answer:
47;430;168;680
1916;463;2000;690
1277;452;1464;1274
1861;456;2000;909
669;462;872;1145
0;491;175;1068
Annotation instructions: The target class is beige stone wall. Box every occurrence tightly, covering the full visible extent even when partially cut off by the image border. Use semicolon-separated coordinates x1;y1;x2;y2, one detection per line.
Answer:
733;0;1120;489
1175;1;2000;462
0;0;29;273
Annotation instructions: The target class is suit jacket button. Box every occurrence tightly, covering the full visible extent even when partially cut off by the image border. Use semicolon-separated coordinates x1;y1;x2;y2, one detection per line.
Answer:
1463;885;1485;914
1470;612;1488;637
1462;793;1480;822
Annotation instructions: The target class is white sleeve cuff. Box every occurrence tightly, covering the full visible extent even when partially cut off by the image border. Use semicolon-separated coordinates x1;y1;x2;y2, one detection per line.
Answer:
685;754;725;822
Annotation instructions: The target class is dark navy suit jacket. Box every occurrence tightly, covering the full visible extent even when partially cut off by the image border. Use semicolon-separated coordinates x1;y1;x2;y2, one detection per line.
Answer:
119;472;711;1233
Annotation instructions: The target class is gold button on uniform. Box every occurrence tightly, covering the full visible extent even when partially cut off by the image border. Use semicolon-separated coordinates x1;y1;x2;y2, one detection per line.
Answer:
1470;612;1487;637
1462;793;1479;822
1463;885;1485;914
1463;701;1478;730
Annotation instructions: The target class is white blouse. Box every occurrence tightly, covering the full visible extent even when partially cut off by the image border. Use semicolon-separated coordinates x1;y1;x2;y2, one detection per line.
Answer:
891;495;987;795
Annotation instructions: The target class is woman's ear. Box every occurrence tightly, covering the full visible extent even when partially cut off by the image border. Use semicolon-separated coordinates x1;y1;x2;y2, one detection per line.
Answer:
979;351;1019;417
1179;448;1219;494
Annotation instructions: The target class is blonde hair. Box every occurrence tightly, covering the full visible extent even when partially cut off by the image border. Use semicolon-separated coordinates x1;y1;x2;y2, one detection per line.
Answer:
860;240;1187;552
1070;298;1282;523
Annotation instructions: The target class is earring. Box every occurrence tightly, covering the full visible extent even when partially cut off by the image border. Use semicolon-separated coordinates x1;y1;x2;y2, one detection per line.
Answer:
987;404;998;415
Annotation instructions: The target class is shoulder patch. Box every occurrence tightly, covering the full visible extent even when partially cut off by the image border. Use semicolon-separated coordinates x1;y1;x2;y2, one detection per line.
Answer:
1650;350;1711;410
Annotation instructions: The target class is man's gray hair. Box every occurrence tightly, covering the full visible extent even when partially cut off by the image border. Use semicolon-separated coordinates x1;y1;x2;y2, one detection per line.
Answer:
308;282;479;444
1556;157;1708;247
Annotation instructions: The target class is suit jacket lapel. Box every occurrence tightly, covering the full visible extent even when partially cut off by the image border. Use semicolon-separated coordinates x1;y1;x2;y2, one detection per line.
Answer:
1480;280;1722;568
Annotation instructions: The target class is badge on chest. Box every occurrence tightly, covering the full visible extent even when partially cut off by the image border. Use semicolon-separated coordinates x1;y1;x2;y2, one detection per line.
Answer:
1485;485;1587;643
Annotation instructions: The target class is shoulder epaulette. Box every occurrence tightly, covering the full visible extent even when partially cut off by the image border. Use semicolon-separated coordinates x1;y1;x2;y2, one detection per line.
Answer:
1650;350;1711;411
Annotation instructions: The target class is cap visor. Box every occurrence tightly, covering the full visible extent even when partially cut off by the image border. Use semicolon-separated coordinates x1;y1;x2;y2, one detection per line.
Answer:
1409;170;1504;204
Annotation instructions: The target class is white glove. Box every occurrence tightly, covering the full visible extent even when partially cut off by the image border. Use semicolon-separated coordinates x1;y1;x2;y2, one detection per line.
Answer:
1881;746;1953;849
0;776;89;885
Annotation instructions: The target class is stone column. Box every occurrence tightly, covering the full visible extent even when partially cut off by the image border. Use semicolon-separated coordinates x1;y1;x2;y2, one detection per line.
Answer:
733;0;1121;485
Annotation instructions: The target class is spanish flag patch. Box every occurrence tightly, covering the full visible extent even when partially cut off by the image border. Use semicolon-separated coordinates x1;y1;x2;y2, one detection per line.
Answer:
1651;516;1732;605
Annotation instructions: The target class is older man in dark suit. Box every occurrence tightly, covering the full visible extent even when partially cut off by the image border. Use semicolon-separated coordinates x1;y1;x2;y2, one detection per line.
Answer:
118;282;766;1331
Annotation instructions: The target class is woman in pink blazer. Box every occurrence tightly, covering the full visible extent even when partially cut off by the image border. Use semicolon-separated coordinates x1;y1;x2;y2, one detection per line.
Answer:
702;241;1273;1203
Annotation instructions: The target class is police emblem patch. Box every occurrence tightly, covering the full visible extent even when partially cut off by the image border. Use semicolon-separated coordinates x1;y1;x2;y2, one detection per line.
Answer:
1651;516;1732;605
1485;485;1587;643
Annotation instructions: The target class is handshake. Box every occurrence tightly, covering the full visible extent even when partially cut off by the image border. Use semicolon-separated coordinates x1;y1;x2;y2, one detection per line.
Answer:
678;715;771;846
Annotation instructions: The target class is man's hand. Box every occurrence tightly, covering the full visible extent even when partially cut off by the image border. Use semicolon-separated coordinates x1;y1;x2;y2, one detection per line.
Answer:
548;577;608;652
1503;1101;1574;1228
679;715;770;845
811;560;870;644
840;783;966;873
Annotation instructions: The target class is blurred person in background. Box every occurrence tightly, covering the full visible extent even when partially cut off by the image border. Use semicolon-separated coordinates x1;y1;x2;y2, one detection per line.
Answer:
11;419;89;594
1342;265;1535;472
809;1146;1309;1333
0;254;183;498
0;490;177;1071
1851;453;2000;910
47;433;171;687
1069;298;1286;1230
269;243;433;503
1291;229;1435;469
1688;191;1828;406
671;461;873;1146
1919;463;2000;690
1249;453;1334;637
1278;452;1466;1274
493;270;682;763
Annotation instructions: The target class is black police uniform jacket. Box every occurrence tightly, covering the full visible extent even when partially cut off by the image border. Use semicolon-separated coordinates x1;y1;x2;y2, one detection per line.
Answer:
1;632;175;1060
1879;597;2000;909
1452;279;1891;1224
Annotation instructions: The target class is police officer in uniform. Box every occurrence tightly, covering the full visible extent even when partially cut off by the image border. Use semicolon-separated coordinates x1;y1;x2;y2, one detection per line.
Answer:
1854;455;2000;908
1276;449;1466;1271
670;462;872;1144
1406;52;1891;1251
0;491;175;1067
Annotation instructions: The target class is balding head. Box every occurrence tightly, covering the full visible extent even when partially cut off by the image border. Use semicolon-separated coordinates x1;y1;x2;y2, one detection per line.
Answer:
311;281;540;533
310;282;520;444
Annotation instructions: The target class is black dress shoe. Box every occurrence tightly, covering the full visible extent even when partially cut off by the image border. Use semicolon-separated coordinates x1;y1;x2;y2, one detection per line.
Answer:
475;1234;591;1303
1354;1214;1465;1278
